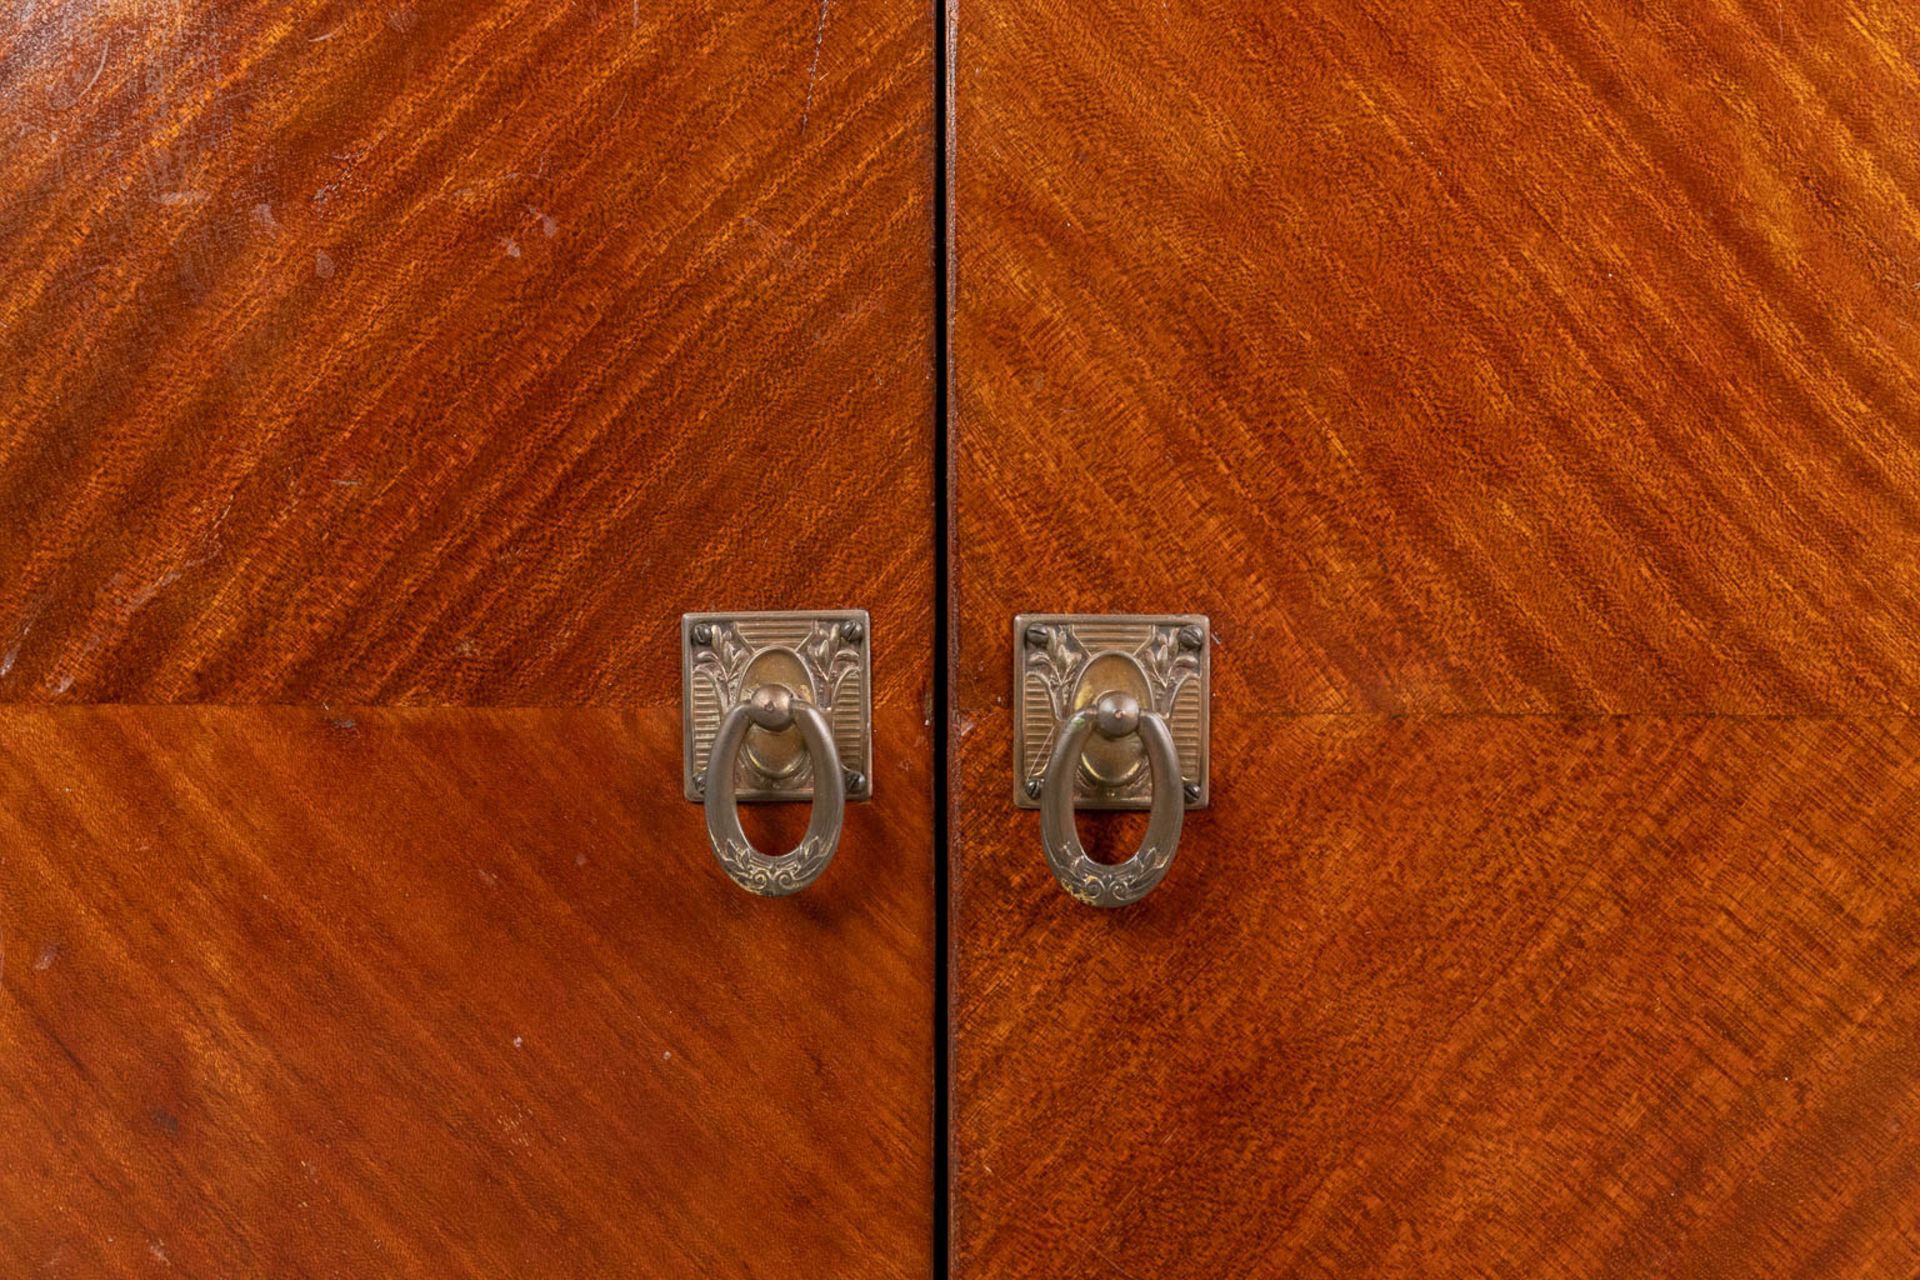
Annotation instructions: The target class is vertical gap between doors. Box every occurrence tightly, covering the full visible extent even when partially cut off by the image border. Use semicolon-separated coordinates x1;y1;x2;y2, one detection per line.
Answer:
932;0;955;1274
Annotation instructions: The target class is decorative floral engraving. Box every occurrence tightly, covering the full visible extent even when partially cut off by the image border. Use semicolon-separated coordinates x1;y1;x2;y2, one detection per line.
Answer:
1136;624;1200;711
714;834;835;898
691;623;756;713
685;612;864;897
797;619;862;711
1050;838;1175;908
1019;619;1204;806
686;613;868;801
1025;624;1090;722
1023;622;1200;727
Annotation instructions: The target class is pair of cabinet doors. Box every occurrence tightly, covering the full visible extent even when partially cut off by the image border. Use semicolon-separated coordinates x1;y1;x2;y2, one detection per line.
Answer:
4;1;1920;1276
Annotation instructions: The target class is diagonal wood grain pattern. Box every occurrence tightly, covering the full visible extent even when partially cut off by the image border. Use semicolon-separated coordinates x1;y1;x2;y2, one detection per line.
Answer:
954;2;1920;1275
955;0;1920;716
0;705;933;1276
954;715;1920;1277
0;5;938;1271
0;0;934;705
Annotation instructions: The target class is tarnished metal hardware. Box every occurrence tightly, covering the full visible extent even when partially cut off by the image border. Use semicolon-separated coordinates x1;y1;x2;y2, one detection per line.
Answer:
702;685;846;896
1014;613;1209;907
1012;613;1209;810
1040;693;1185;907
682;611;871;895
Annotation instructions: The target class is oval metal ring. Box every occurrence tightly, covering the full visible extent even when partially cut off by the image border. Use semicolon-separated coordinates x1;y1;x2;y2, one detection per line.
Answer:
704;684;845;896
1040;695;1185;908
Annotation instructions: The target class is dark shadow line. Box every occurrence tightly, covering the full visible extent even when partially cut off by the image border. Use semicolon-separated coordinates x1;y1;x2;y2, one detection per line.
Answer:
932;0;955;1274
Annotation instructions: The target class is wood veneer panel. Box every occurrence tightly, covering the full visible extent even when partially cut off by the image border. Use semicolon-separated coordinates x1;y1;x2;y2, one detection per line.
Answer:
952;4;1920;1272
954;0;1920;715
0;705;933;1276
952;714;1920;1277
0;0;934;705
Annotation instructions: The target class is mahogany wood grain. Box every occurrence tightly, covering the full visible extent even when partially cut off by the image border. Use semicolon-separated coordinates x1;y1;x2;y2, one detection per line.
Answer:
0;3;938;1270
0;0;935;706
0;704;933;1276
954;0;1920;716
952;1;1920;1274
953;714;1920;1277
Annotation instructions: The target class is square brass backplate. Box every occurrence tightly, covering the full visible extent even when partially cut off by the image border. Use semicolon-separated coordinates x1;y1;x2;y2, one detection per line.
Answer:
681;610;872;804
1012;613;1210;811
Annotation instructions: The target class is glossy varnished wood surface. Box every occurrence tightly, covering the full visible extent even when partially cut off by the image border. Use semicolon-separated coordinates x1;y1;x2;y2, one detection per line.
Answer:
954;715;1920;1277
952;1;1920;1274
1;2;937;1273
954;0;1920;716
0;0;934;705
0;705;933;1276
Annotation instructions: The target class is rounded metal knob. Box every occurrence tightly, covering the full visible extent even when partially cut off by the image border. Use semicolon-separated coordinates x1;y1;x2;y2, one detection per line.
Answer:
1091;692;1141;739
744;683;795;730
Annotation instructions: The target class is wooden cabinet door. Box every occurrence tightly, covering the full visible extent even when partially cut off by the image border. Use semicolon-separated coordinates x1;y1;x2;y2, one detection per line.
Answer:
0;3;935;1275
951;2;1920;1276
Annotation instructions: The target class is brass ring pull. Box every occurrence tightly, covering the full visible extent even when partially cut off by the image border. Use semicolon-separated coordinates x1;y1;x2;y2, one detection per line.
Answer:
704;683;845;896
1039;692;1185;907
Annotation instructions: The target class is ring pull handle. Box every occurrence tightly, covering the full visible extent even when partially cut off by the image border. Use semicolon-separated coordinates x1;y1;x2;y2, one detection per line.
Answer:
1040;692;1185;908
704;683;845;896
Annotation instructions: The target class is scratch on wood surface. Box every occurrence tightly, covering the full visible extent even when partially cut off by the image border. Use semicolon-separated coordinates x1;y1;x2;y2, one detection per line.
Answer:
1087;1241;1151;1280
54;41;110;110
1;604;42;679
800;0;832;132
